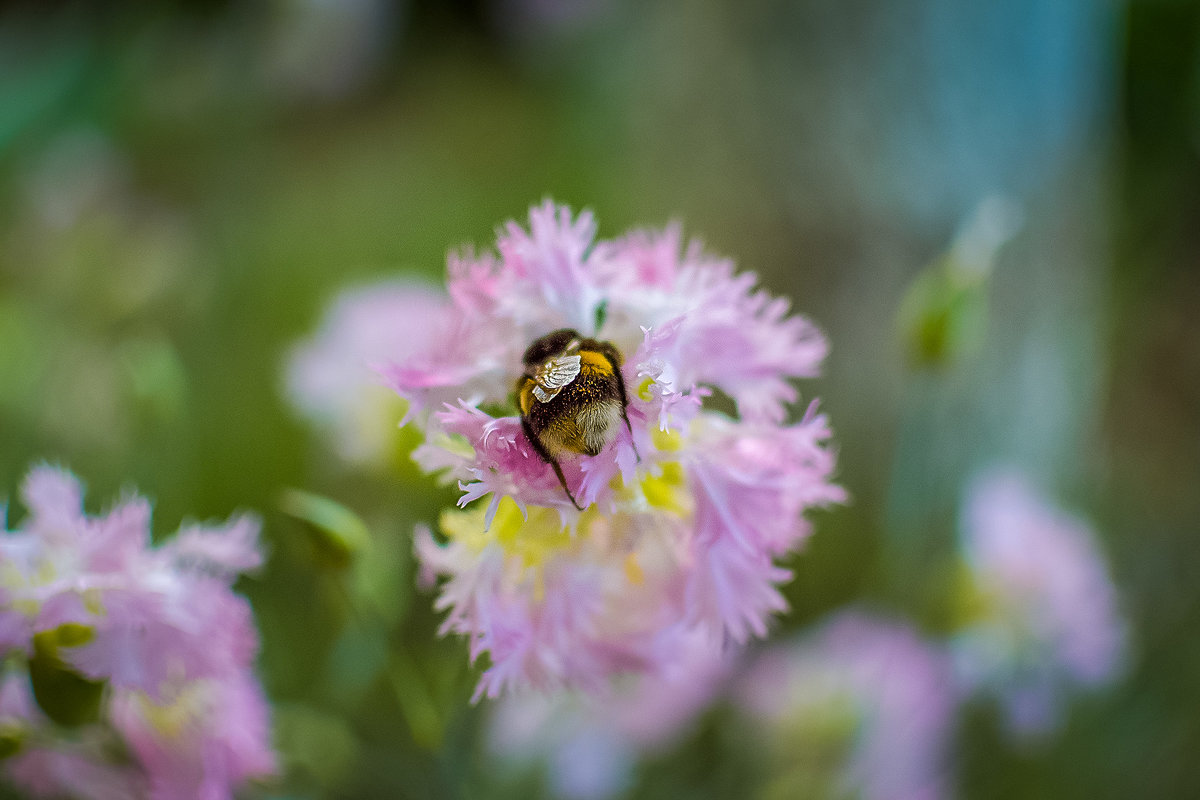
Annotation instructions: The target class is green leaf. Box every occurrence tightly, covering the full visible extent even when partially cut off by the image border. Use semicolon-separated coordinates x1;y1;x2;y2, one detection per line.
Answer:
53;622;96;648
0;723;24;760
29;631;105;727
280;489;371;569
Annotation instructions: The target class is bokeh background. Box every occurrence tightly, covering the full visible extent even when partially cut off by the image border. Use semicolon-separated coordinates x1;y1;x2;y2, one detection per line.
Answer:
1;0;1197;797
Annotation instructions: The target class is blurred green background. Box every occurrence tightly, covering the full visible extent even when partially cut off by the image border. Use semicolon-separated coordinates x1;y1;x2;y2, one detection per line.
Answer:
1;0;1198;797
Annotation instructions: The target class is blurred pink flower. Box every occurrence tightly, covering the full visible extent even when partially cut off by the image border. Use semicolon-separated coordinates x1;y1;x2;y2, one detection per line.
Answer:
736;612;958;800
954;469;1127;735
0;673;147;800
487;629;735;800
285;280;448;466
110;673;274;800
0;466;275;800
385;201;845;698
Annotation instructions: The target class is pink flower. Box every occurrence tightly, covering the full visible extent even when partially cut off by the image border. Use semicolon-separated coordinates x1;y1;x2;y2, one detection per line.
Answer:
285;280;448;466
0;466;275;800
383;201;845;698
486;629;735;800
1;468;262;697
7;746;146;800
110;673;274;800
953;469;1127;735
735;612;958;800
0;673;147;800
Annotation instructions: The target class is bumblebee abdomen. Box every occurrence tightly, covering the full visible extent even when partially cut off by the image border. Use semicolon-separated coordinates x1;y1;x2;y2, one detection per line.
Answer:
522;354;622;457
576;399;622;455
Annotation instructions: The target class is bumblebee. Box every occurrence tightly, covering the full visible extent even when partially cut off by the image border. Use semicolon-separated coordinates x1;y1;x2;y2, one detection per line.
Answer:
516;328;635;509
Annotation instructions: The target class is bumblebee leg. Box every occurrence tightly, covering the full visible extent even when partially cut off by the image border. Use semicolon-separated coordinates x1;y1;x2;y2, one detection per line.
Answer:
605;352;641;463
520;414;585;510
549;457;584;511
622;407;640;462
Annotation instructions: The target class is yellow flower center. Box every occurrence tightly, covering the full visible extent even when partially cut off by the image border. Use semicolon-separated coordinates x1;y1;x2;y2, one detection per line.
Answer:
137;681;211;741
437;450;692;580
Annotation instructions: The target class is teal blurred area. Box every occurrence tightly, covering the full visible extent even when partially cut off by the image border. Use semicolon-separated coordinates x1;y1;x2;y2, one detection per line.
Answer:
1;0;1197;797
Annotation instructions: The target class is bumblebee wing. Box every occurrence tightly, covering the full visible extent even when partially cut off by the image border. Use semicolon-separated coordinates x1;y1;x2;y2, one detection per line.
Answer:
537;354;582;389
532;354;581;403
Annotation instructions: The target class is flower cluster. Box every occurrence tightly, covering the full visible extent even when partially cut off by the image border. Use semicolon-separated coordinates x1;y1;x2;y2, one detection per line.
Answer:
735;612;958;800
384;201;845;698
0;466;275;800
953;469;1127;735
